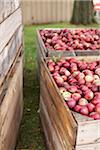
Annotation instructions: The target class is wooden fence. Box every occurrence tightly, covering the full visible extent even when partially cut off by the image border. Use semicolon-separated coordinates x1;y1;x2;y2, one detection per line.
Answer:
21;0;74;25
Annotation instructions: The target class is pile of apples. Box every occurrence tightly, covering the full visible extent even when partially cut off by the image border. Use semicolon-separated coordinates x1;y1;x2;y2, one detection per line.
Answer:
47;57;100;120
40;29;100;51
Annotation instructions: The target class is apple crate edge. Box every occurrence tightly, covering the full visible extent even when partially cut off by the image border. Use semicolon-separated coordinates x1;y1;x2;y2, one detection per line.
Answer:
40;56;100;150
37;28;100;58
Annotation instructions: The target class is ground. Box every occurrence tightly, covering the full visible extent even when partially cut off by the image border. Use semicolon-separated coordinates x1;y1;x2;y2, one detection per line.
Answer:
17;23;99;150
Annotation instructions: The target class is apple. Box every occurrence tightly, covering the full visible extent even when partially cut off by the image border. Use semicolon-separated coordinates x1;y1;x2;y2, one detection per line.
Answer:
72;93;81;101
89;112;100;120
59;87;66;94
78;78;85;85
87;103;95;112
94;75;99;80
78;98;88;106
54;76;64;86
85;75;94;83
83;69;93;75
74;105;82;112
91;85;98;92
81;85;89;92
62;91;71;101
95;104;100;114
84;90;94;100
72;71;80;77
68;86;77;93
67;99;76;109
63;62;70;68
95;68;100;76
80;106;89;116
65;69;71;77
93;79;100;86
95;92;100;98
91;97;100;105
62;75;67;81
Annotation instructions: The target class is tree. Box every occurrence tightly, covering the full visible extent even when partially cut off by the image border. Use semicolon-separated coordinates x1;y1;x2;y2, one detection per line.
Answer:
71;0;95;25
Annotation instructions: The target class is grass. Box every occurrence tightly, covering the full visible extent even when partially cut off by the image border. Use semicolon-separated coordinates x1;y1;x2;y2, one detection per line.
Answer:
17;23;99;150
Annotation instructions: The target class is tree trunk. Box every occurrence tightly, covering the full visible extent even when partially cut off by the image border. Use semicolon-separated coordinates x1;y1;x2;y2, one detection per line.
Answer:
71;0;94;25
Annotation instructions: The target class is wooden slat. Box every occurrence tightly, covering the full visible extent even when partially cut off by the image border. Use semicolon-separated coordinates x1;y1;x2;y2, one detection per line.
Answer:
40;79;74;149
40;98;64;150
0;46;23;106
0;45;22;88
37;30;48;56
76;142;100;150
0;56;23;150
0;0;20;23
76;119;100;146
0;8;22;52
0;25;23;76
40;59;77;146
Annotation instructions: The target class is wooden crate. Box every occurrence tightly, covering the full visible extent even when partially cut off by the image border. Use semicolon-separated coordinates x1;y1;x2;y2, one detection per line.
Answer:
0;54;23;150
37;29;100;58
40;56;100;150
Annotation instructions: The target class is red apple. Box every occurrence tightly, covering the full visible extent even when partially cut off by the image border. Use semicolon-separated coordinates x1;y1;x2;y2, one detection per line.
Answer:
87;103;95;112
67;99;76;109
78;78;85;85
74;105;82;112
95;103;100;114
55;76;64;86
95;68;100;76
80;106;89;116
81;85;89;92
72;93;81;101
65;69;71;77
91;97;100;105
84;90;94;100
89;112;100;120
68;86;77;93
48;65;55;73
62;75;67;81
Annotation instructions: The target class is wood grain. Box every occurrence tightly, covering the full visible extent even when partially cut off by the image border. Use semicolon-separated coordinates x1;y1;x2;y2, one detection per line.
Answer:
0;0;19;23
0;8;22;52
0;25;23;77
0;56;23;150
40;79;74;149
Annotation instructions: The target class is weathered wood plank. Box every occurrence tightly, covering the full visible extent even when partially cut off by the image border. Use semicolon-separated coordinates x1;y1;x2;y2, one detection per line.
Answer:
0;46;22;107
40;98;64;150
75;143;100;150
0;8;22;52
0;56;23;150
0;25;23;76
76;120;100;146
40;78;74;149
0;0;20;23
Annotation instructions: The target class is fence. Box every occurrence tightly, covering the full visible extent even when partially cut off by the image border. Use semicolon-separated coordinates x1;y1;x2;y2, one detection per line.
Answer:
21;0;74;25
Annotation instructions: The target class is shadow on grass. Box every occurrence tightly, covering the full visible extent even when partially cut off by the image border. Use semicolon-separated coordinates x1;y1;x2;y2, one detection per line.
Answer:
17;67;46;150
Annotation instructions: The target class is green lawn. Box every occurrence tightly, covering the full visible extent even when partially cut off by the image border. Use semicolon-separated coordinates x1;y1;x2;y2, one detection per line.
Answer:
17;23;99;150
